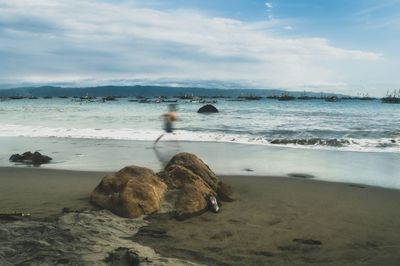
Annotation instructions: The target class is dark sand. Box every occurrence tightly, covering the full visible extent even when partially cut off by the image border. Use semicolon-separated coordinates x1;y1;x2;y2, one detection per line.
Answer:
0;167;109;217
1;168;400;265
136;176;400;265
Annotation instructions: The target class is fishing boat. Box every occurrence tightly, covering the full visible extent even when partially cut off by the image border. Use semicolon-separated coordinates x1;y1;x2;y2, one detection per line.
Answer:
277;93;295;101
190;97;204;103
325;96;338;102
9;96;25;100
382;90;400;104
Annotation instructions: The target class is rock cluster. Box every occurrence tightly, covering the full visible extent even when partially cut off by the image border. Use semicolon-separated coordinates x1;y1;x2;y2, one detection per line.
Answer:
91;153;233;220
9;151;52;165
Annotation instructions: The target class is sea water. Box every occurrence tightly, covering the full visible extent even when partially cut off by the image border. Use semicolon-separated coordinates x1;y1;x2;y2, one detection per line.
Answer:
0;98;399;152
0;98;399;189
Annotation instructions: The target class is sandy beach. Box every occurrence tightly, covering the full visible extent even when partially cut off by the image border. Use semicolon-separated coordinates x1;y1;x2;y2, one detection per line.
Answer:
1;167;400;265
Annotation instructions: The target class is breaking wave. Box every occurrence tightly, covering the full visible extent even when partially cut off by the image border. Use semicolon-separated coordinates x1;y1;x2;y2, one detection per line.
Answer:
0;123;399;153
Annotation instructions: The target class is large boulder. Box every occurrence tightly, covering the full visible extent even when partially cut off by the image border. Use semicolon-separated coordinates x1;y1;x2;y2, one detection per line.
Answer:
91;166;167;218
158;153;233;219
197;104;218;113
9;151;52;165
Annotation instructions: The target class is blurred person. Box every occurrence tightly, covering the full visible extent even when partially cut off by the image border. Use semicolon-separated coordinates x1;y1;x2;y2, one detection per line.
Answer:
154;104;178;145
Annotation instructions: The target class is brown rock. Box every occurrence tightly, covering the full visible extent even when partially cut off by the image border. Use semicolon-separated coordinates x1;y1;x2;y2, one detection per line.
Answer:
158;153;233;219
163;152;219;191
175;184;208;220
91;166;167;218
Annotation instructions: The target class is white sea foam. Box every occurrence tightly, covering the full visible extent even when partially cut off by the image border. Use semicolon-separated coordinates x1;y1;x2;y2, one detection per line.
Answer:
1;123;398;153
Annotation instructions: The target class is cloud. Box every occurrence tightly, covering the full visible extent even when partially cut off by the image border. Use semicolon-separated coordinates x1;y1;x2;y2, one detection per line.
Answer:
0;0;382;92
265;2;273;9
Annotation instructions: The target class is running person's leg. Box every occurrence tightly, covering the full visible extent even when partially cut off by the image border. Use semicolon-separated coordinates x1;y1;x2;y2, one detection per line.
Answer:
154;133;164;145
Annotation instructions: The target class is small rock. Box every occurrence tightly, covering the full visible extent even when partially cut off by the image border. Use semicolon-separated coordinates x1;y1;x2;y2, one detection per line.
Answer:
288;173;315;179
293;238;322;245
105;247;140;266
9;151;52;165
197;104;218;113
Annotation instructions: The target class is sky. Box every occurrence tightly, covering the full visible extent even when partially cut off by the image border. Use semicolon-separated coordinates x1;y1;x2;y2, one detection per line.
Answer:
0;0;399;96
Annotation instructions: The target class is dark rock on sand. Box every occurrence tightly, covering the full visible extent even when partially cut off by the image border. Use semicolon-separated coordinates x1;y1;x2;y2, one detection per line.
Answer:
9;151;52;165
105;247;140;266
349;184;366;189
197;104;218;113
293;238;322;245
90;166;167;218
158;153;233;219
288;173;315;179
135;227;170;239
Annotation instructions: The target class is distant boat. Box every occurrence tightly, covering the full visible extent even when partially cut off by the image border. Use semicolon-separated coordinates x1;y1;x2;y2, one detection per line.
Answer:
43;96;53;99
138;99;150;103
80;95;96;100
9;96;25;100
382;89;400;104
382;97;400;104
355;92;374;100
277;93;295;101
360;97;375;101
58;96;69;99
325;96;338;102
177;94;194;99
163;99;178;103
190;97;204;103
297;91;315;100
102;96;117;101
238;95;262;100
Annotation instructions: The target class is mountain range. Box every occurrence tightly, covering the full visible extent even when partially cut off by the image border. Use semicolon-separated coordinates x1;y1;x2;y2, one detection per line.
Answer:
0;85;345;98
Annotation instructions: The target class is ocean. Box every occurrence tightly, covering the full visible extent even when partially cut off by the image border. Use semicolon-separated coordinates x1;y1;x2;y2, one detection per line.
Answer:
0;97;399;152
0;97;399;189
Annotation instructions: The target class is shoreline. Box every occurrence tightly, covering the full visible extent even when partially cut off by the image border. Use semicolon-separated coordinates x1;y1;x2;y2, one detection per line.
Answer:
1;167;400;265
1;137;399;190
0;134;398;154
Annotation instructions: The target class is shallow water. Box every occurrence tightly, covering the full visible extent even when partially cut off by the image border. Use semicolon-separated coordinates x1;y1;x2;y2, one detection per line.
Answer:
1;137;399;190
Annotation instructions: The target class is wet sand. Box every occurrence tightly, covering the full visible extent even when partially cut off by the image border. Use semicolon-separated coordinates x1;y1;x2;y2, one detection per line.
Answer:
0;167;109;217
1;168;400;265
136;176;400;265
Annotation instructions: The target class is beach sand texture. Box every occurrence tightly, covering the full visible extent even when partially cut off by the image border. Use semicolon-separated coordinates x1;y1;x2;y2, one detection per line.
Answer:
1;167;400;265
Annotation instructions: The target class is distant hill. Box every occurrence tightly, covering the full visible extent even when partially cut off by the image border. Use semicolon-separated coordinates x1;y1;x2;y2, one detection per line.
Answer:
0;85;346;98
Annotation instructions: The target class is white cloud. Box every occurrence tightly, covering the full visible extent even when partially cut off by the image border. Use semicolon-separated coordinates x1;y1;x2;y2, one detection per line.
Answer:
265;2;273;9
0;0;382;92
